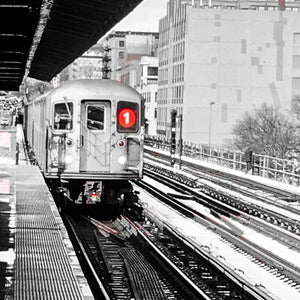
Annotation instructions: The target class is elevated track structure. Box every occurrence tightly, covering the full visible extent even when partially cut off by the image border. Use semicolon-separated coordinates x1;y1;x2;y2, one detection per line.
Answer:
0;0;142;91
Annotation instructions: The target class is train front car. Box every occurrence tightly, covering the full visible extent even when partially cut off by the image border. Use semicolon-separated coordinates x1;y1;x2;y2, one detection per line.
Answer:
26;79;144;211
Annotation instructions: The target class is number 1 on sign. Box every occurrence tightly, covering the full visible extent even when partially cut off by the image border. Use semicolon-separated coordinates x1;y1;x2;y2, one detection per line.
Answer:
118;108;136;128
123;112;130;125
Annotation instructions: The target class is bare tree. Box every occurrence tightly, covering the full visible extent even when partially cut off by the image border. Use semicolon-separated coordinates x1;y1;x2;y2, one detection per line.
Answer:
232;103;298;158
291;94;300;118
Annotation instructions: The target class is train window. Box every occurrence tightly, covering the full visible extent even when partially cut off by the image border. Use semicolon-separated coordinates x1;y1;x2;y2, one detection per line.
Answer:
54;102;73;130
87;105;104;130
117;101;138;133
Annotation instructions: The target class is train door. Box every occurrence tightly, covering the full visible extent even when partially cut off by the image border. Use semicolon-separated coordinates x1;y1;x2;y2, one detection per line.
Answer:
79;101;111;172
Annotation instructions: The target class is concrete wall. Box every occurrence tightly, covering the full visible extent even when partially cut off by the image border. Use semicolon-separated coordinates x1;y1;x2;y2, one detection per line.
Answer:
183;8;300;146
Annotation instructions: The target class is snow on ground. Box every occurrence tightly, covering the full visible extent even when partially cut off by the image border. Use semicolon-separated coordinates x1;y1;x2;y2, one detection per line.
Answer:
142;175;300;270
137;187;300;300
197;176;300;221
144;147;300;223
143;175;233;230
144;145;300;196
141;147;300;299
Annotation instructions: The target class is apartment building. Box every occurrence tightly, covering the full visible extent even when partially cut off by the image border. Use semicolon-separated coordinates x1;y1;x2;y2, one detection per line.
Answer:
102;31;159;81
157;0;300;146
137;56;158;135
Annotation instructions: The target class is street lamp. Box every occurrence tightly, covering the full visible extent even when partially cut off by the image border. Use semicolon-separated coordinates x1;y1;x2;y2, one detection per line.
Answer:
209;101;215;147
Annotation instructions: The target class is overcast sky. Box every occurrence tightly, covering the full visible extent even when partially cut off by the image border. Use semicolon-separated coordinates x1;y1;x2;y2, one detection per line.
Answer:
112;0;169;32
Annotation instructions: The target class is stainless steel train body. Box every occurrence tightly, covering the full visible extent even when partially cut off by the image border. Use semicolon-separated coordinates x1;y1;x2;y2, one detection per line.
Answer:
24;79;144;206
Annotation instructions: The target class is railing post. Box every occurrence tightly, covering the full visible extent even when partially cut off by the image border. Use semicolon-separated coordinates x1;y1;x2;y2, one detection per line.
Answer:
233;152;236;170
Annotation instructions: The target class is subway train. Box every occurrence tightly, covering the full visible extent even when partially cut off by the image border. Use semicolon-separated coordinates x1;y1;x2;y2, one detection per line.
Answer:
24;79;144;209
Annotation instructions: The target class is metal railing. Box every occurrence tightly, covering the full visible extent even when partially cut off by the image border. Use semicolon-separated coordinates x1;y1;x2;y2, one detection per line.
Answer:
145;135;300;187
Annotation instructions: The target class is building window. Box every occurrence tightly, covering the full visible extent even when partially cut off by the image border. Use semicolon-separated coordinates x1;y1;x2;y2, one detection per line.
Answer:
292;77;300;90
119;51;124;59
119;40;125;47
294;33;300;46
123;73;130;85
293;55;300;69
148;67;158;76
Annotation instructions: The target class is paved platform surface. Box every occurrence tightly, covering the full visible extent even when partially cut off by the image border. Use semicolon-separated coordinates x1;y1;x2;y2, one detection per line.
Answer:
0;125;93;300
14;165;93;300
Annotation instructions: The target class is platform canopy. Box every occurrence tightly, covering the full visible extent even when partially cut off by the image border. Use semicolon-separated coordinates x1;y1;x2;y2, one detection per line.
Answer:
0;0;142;91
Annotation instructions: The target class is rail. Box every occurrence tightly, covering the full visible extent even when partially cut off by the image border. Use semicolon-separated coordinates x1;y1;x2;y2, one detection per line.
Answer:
145;135;300;187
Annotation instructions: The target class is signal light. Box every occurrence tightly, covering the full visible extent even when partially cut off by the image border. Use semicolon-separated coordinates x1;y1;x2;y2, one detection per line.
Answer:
87;191;100;203
170;110;177;167
66;138;73;146
171;110;177;128
117;139;125;147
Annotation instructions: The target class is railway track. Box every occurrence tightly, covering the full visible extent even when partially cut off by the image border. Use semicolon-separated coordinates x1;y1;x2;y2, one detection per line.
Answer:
143;160;300;236
142;164;300;249
134;176;300;296
61;205;273;299
62;212;215;299
62;214;111;300
144;147;300;203
52;148;300;299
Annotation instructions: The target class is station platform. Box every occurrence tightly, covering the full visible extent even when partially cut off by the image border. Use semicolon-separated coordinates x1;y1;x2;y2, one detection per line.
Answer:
0;125;93;300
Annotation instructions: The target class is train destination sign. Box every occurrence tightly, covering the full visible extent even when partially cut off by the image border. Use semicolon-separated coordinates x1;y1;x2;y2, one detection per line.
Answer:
118;108;136;128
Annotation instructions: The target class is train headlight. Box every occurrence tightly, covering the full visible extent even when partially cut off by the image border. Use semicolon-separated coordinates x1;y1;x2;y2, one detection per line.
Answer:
117;155;127;165
64;155;74;164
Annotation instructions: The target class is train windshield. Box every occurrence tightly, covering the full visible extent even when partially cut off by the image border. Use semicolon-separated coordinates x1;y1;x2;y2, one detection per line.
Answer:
54;102;73;130
87;105;104;130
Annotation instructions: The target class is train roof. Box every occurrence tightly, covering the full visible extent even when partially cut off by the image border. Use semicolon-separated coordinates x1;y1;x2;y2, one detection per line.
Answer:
46;79;142;102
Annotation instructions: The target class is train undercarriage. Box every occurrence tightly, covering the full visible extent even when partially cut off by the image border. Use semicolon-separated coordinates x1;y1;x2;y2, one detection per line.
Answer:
47;178;140;217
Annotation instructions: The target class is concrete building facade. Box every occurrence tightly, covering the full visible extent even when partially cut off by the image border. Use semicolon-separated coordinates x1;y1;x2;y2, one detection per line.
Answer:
102;31;159;81
137;56;158;135
157;0;300;146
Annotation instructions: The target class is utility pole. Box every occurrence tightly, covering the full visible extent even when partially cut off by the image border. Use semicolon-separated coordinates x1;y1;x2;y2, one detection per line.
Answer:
209;101;215;147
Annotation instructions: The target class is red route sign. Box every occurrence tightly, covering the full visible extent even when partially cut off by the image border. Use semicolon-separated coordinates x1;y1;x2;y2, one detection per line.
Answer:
118;108;136;128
